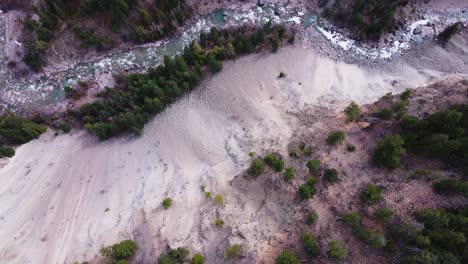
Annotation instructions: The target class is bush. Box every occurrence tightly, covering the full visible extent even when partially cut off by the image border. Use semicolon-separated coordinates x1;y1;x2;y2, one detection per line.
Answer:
100;239;138;263
301;231;321;256
433;178;468;197
214;194;224;205
158;247;190;264
324;168;338;183
215;219;224;228
327;240;348;264
354;227;387;248
58;123;72;133
264;154;284;172
0;146;15;158
162;198;173;209
283;167;295;181
374;207;394;222
347;144;356;152
373;134;405;169
299;184;315;200
438;22;462;47
306;159;321;173
360;184;383;205
344;101;361;122
342;212;362;227
306;211;318;225
192;253;204;264
225;244;241;259
376;109;393;120
400;89;413;101
306;176;318;186
0;115;47;144
276;250;299;264
248;158;265;177
392;100;408;114
327;131;346;145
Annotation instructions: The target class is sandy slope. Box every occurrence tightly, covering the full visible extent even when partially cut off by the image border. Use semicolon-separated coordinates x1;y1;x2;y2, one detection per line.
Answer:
0;47;437;263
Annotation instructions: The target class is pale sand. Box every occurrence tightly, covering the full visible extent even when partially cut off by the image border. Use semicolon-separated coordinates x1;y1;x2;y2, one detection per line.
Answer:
0;47;435;263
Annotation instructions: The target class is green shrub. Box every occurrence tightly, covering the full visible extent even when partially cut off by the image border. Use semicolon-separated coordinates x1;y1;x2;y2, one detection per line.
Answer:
248;158;265;177
0;115;47;144
392;100;408;114
192;253;204;264
158;247;190;264
306;211;318;225
306;176;318;186
327;130;346;145
0;146;15;158
433;178;468;197
324;168;338;183
373;134;405;169
299;184;315;200
58;123;72;133
215;219;224;228
400;89;413;101
283;167;295;181
344;101;361;122
288;34;296;44
264;154;284;172
276;250;299;264
360;185;383;205
374;207;394;222
100;239;138;263
162;198;173;209
414;209;449;229
224;244;241;259
376;109;393;120
354;227;387;248
327;240;348;264
306;159;321;173
342;212;362;227
214;194;224;206
301;231;321;256
438;22;462;46
346;144;356;152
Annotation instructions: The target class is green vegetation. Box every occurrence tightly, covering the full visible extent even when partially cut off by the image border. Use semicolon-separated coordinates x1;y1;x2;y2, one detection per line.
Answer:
399;104;468;174
327;240;348;264
301;231;321;256
0;146;15;158
347;144;356;152
74;26;290;140
0;114;47;144
327;130;346;145
276;250;299;264
58;123;72;133
158;247;189;264
306;159;321;174
343;212;387;249
360;184;383;205
344;101;361;122
23;0;192;71
224;244;241;259
192;253;204;264
323;0;408;41
214;194;223;206
249;158;266;177
400;89;413;101
307;211;318;225
376;108;393;120
390;208;467;264
264;153;284;172
283;167;295;181
100;240;138;264
374;207;394;222
324;168;338;183
373;134;405;169
299;176;317;200
438;22;462;47
162;198;173;209
215;218;224;228
432;178;468;197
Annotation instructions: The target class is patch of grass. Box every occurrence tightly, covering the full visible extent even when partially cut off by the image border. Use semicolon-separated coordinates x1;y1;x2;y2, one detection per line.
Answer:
327;131;346;145
327;240;348;264
224;244;241;259
360;184;383;205
264;153;284;172
301;231;320;257
214;194;224;206
215;219;224;228
306;159;321;174
374;207;394;222
248;158;265;177
324;168;338;183
283;167;295;181
306;211;318;225
344;101;361;122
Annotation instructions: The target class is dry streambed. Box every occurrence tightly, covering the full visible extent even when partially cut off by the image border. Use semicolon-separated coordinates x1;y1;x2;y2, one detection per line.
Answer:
0;46;461;263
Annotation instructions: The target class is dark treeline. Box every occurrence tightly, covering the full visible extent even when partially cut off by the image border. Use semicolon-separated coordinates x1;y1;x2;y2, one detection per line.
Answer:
323;0;409;41
71;24;294;140
22;0;192;71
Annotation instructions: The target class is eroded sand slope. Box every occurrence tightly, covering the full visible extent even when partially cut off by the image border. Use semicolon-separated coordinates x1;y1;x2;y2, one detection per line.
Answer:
0;47;438;263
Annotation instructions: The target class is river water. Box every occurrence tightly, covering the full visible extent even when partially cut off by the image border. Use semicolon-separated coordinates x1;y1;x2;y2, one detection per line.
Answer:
0;4;466;111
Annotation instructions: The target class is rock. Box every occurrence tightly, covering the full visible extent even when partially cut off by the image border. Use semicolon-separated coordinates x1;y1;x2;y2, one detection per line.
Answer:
356;122;371;129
